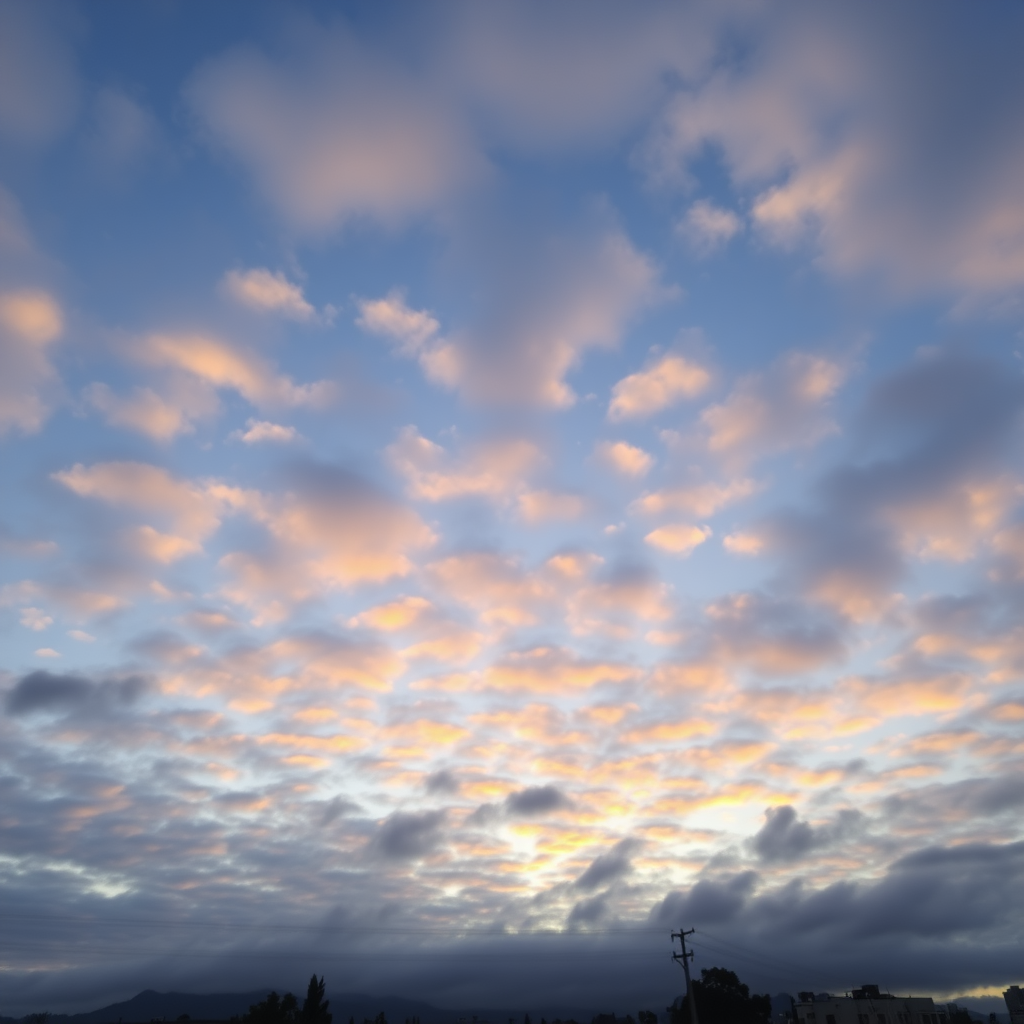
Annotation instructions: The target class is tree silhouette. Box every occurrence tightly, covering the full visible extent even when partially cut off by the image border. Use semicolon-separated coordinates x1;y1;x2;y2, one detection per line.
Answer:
244;992;298;1024
668;967;771;1024
300;976;332;1024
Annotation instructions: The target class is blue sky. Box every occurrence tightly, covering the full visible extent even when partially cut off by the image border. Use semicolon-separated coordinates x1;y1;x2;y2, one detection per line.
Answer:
2;1;1024;1016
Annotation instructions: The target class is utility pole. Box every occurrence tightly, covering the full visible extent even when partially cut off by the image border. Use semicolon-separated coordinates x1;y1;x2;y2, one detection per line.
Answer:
671;928;699;1024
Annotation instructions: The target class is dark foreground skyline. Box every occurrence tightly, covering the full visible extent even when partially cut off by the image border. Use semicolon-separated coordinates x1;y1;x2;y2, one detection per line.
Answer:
0;979;1014;1024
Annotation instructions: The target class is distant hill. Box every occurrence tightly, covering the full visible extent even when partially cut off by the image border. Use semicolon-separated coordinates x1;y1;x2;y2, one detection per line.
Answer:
0;990;525;1024
1;990;272;1024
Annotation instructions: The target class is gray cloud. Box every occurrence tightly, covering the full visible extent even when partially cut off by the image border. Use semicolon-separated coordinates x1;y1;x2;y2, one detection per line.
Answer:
504;785;571;816
370;810;446;860
763;349;1024;614
566;892;609;928
5;670;145;715
425;769;460;795
652;871;759;927
575;839;639;891
752;806;816;862
752;806;864;864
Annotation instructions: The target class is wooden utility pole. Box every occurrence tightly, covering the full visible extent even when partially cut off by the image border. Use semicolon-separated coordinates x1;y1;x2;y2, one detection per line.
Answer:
671;928;699;1024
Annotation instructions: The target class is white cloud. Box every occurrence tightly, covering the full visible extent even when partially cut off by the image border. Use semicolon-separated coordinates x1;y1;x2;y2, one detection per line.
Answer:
595;440;654;477
84;382;218;441
231;419;301;445
218;465;437;615
357;291;461;392
723;532;764;556
678;199;743;254
446;4;718;153
645;9;1024;299
361;230;666;408
357;291;440;354
632;478;758;518
0;289;63;435
700;351;846;467
53;461;225;542
34;647;60;658
186;26;482;231
68;629;95;643
608;352;710;421
131;525;203;564
518;490;588;524
644;523;712;556
387;426;541;503
139;333;333;410
20;607;52;631
223;268;316;321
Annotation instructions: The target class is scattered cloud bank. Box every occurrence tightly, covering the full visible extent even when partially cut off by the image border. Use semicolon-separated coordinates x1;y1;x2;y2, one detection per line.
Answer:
3;3;1024;1015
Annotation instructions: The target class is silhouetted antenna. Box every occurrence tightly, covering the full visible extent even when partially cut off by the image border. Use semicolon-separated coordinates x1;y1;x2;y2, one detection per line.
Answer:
671;928;699;1024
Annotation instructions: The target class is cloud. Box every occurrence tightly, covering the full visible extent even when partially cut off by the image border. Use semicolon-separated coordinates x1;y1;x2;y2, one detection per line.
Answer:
575;838;639;890
565;563;673;638
645;7;1024;299
651;872;759;927
0;288;63;435
139;333;333;410
84;381;218;441
5;669;145;715
678;200;743;254
504;784;571;817
632;478;758;518
752;805;817;862
426;551;554;627
187;24;482;231
446;3;718;153
0;3;79;146
216;463;436;616
222;268;316;321
89;88;159;172
425;769;460;795
371;809;446;860
230;419;301;445
357;290;441;355
363;229;667;408
723;532;764;556
387;426;541;503
644;523;711;556
706;591;847;676
765;349;1024;619
19;607;52;631
130;526;202;564
608;352;711;421
483;646;639;693
518;490;588;524
53;461;224;543
594;441;654;477
700;351;847;467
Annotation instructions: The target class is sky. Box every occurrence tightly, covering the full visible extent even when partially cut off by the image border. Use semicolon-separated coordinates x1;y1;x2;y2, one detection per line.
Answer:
2;0;1024;1017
